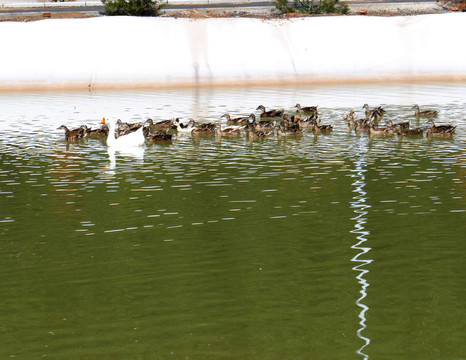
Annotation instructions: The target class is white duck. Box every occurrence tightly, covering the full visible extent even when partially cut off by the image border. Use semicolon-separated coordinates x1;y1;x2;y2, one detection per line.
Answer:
100;117;145;147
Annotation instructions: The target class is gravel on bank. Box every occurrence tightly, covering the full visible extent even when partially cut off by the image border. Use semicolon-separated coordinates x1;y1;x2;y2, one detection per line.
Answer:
0;1;453;22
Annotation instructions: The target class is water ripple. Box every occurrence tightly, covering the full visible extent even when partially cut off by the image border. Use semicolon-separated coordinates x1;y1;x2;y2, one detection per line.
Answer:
350;139;373;360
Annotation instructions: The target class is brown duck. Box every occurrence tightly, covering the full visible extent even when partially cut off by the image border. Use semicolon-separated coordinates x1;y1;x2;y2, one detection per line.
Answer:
426;120;456;137
248;128;274;139
312;121;333;134
368;124;394;136
215;122;243;136
145;118;176;130
85;124;109;139
295;103;318;115
396;127;424;136
247;115;275;131
57;125;87;141
116;119;143;137
363;104;385;121
221;113;251;126
386;120;409;131
256;105;284;118
145;129;173;142
412;105;438;117
192;122;217;135
277;124;302;136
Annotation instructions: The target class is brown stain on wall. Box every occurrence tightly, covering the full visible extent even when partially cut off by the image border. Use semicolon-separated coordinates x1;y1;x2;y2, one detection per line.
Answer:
0;74;465;92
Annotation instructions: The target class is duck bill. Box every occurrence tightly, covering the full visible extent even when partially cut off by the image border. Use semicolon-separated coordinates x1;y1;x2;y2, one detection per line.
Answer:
100;117;106;124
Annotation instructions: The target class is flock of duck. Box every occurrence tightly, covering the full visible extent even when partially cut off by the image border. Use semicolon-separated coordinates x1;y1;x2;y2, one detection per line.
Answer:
57;103;457;146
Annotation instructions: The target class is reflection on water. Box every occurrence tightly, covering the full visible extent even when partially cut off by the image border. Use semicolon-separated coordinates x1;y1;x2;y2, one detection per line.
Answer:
0;82;465;359
350;138;373;360
107;146;145;172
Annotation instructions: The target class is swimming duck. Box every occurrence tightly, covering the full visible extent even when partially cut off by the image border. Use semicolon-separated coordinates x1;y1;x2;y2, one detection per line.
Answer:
426;120;456;137
145;118;176;130
312;122;333;134
281;114;296;128
256;105;284;118
369;108;385;124
245;113;257;126
386;120;409;131
192;122;217;135
363;104;385;120
215;122;243;136
354;119;372;133
221;113;250;126
101;117;145;147
298;115;319;130
248;128;274;139
344;110;355;123
295;104;318;115
396;126;424;136
247;116;275;132
84;124;109;139
344;110;364;129
362;104;372;118
57;124;88;141
116;119;143;137
412;105;438;118
277;124;302;136
368;124;394;136
346;117;359;129
174;118;196;133
145;129;173;142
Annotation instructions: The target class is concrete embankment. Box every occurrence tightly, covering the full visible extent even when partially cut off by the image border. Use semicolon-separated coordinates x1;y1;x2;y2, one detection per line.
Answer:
1;13;465;90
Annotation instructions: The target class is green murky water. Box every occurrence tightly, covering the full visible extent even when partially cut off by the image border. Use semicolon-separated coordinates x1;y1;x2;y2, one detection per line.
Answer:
1;83;465;359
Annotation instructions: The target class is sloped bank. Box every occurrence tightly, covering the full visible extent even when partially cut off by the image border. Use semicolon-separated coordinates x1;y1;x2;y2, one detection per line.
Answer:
1;13;465;90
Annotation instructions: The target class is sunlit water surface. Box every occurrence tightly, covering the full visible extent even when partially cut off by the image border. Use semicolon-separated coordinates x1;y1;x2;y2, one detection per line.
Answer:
1;82;465;359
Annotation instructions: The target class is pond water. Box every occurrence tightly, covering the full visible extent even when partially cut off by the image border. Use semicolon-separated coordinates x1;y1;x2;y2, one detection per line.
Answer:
0;82;465;359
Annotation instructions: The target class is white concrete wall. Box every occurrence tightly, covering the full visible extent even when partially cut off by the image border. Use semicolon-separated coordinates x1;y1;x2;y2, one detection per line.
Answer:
1;13;465;90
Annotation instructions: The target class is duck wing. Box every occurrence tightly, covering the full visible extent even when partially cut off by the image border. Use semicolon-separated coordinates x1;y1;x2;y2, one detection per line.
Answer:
110;126;145;147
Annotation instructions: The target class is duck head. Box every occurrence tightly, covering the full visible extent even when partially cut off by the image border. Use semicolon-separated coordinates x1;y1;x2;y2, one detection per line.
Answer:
100;117;117;129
